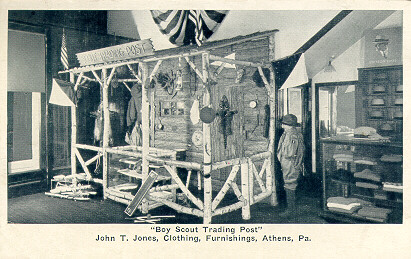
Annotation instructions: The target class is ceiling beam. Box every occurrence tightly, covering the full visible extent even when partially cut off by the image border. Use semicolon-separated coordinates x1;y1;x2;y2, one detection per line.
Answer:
294;10;352;54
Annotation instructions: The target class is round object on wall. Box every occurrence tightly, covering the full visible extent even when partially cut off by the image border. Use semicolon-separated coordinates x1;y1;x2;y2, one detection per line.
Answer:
199;107;216;124
191;130;203;147
156;123;164;130
249;100;258;108
371;98;385;106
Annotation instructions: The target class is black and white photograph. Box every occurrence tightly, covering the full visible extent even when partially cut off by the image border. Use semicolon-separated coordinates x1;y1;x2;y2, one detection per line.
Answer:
1;2;410;258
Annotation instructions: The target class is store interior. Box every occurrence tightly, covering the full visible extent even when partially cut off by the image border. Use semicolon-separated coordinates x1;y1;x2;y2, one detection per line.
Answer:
6;10;403;224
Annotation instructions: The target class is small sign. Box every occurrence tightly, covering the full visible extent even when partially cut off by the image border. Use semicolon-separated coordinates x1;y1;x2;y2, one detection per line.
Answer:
364;27;402;68
76;39;154;66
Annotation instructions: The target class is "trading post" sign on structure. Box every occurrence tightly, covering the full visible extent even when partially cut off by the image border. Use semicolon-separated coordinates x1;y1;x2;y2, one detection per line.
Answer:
76;39;155;66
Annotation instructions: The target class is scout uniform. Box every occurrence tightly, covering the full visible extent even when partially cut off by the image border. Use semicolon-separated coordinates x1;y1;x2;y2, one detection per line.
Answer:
277;114;305;217
277;126;305;191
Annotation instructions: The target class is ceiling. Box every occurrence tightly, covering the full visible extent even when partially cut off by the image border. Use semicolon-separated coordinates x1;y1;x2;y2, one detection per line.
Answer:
304;10;399;77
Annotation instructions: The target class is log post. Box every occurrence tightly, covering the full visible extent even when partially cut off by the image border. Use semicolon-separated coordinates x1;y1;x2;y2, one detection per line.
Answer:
240;158;251;220
202;53;213;224
268;65;278;206
70;73;77;177
140;62;150;213
102;68;110;198
248;158;254;205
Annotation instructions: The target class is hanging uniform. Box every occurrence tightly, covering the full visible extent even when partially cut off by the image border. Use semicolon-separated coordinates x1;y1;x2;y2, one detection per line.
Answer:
126;84;142;146
277;127;305;190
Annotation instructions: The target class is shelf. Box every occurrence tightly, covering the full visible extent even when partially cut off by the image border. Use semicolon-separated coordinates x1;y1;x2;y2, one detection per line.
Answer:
350;193;402;208
117;168;172;182
321;132;403;223
321;209;388;223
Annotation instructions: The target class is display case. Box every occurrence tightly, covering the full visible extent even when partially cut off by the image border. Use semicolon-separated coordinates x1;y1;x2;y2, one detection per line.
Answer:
321;137;402;223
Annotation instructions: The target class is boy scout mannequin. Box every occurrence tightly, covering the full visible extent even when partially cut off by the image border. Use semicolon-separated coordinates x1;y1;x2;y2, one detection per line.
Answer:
277;114;305;217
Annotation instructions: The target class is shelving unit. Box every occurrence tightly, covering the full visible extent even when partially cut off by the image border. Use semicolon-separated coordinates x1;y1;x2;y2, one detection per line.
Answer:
321;138;402;223
105;147;177;210
356;66;403;140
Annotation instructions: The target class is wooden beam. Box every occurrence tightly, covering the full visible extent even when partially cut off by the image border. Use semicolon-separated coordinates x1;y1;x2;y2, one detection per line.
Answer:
202;53;213;224
74;148;92;178
75;143;104;152
231;182;245;202
102;68;110;197
240;160;251;220
146;155;202;171
185;56;205;83
147;195;203;217
140;62;150;213
186;170;192;189
252;191;271;205
91;70;102;85
127;64;142;83
85;153;103;166
149;60;163;81
70;74;77;177
118;79;141;83
150;88;155;146
248;159;254;204
197;171;202;191
268;65;278;206
106;66;117;86
257;66;270;89
250;159;266;193
164;164;204;210
122;82;132;92
81;74;98;82
143;51;206;63
258;158;268;178
294;10;352;54
209;54;264;68
74;72;84;91
149;184;179;192
212;165;240;210
213;201;246;216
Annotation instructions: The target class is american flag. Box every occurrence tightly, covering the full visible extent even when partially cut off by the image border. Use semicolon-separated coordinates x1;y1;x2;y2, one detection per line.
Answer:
188;10;204;46
61;29;69;70
151;10;228;46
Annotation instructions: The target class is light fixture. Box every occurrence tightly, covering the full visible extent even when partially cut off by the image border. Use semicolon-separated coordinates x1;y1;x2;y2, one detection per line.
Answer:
324;55;336;73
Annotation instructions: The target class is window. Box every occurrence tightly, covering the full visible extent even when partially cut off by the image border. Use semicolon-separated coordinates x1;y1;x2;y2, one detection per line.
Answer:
8;92;41;173
7;29;46;174
318;84;356;137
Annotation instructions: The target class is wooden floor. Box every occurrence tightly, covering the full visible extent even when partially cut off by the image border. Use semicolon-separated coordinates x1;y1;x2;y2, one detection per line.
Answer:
7;190;329;224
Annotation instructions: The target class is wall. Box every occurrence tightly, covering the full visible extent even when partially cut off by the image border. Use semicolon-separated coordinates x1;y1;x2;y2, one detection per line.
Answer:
312;39;362;84
8;11;133;171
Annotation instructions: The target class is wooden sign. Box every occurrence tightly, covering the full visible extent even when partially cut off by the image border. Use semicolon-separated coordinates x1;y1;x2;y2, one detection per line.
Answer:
76;39;154;66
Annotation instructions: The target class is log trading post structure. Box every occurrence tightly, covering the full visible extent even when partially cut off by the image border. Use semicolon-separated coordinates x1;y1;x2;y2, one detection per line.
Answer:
59;30;279;224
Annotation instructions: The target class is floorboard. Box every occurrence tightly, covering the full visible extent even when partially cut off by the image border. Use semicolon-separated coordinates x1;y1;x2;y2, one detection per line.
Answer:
8;192;328;224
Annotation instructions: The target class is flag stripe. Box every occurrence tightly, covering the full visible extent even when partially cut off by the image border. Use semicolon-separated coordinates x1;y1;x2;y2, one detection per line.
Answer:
61;29;69;70
151;10;228;46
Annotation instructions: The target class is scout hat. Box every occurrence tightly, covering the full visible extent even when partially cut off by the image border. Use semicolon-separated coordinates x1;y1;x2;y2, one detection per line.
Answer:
281;114;298;126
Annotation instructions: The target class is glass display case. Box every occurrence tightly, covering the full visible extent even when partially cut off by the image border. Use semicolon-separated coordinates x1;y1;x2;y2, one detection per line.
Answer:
321;137;402;223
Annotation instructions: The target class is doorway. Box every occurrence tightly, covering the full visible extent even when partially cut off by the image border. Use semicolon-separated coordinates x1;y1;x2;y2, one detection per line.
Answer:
314;81;358;172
